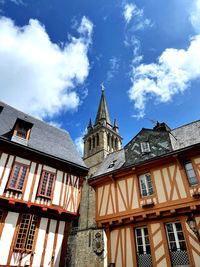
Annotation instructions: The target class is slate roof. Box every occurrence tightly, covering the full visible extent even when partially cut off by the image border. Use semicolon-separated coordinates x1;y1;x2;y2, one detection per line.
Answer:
91;120;200;179
170;120;200;150
0;101;87;169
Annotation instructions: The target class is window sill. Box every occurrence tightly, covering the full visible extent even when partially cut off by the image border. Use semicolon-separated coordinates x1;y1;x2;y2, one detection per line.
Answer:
6;188;23;194
37;194;52;200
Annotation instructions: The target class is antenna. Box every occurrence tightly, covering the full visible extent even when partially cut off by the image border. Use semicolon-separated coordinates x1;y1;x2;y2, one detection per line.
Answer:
145;117;156;125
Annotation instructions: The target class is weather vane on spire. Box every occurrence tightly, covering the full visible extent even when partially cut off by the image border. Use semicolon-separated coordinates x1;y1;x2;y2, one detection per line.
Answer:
100;82;105;92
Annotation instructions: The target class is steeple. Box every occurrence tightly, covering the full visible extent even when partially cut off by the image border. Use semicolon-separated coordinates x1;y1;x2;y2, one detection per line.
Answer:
83;86;123;175
94;89;111;127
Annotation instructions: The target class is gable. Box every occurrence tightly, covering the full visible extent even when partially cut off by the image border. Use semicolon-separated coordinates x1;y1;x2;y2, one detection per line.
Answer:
124;128;172;167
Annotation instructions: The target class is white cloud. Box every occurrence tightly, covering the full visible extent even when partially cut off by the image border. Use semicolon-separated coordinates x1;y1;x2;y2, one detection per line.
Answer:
128;35;200;118
123;4;136;24
0;16;93;119
190;0;200;33
106;57;120;82
0;0;23;4
74;128;87;156
123;3;152;28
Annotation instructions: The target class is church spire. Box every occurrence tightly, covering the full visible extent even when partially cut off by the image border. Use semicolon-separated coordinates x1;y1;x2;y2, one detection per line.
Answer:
94;88;111;127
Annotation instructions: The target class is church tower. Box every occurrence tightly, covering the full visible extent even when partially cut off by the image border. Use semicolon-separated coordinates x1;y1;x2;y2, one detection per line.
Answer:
83;88;122;175
66;87;122;267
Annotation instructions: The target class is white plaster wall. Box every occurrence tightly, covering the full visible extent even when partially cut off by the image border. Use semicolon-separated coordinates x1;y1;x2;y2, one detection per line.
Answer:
0;212;18;265
23;162;36;201
32;217;48;266
31;164;42;202
54;221;65;267
15;156;30;166
0;155;14;196
43;219;56;266
53;170;63;205
43;165;56;173
0;153;8;181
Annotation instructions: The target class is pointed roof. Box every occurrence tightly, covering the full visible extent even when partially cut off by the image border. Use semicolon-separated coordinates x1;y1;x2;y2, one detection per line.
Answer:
94;90;111;126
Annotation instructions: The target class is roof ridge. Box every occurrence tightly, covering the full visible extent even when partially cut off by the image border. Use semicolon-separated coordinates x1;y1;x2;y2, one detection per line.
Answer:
171;119;200;131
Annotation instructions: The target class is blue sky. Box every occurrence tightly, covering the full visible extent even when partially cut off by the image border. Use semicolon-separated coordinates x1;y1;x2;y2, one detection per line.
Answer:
0;0;200;155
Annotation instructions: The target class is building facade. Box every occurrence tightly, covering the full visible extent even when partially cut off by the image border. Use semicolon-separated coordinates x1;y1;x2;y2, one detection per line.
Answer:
0;101;88;266
89;121;200;267
66;89;122;267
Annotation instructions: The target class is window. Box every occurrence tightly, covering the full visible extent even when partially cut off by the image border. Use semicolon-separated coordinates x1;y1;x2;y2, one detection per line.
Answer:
38;171;55;198
165;222;190;266
7;162;29;192
135;227;153;266
139;173;154;197
97;134;99;146
184;162;198;186
141;142;151;153
0;106;3;113
14;119;32;140
89;138;91;150
14;214;38;251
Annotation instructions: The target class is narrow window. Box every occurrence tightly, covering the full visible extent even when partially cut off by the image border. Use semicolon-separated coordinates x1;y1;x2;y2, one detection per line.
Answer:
184;162;198;186
139;173;154;197
165;222;190;266
115;138;118;150
107;134;110;146
14;214;38;251
111;136;114;148
38;171;55;199
141;142;151;153
7;162;29;192
89;138;91;150
97;134;99;146
135;227;153;266
93;136;95;148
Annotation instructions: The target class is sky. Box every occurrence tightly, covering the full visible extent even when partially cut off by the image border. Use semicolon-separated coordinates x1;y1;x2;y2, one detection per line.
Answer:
0;0;200;155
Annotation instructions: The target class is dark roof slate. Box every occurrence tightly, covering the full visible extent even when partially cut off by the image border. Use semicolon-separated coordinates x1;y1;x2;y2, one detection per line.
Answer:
91;120;200;179
0;101;86;169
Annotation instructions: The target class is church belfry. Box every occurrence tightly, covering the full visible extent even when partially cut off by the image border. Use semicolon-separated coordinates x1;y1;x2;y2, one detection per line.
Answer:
83;88;122;175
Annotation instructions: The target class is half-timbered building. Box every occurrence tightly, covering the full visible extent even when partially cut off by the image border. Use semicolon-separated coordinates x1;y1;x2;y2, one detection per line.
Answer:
89;120;200;267
0;101;88;266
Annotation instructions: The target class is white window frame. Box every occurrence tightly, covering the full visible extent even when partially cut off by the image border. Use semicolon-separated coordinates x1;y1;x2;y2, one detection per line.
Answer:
141;142;151;153
135;226;151;255
184;161;198;186
165;222;187;251
139;173;154;197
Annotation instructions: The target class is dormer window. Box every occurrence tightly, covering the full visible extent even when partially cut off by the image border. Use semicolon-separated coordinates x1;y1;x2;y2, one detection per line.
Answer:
14;119;32;140
108;160;117;169
12;119;33;146
141;142;150;153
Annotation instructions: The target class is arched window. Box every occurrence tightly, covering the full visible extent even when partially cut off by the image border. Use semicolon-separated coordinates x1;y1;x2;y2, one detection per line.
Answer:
93;136;95;148
97;133;99;146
